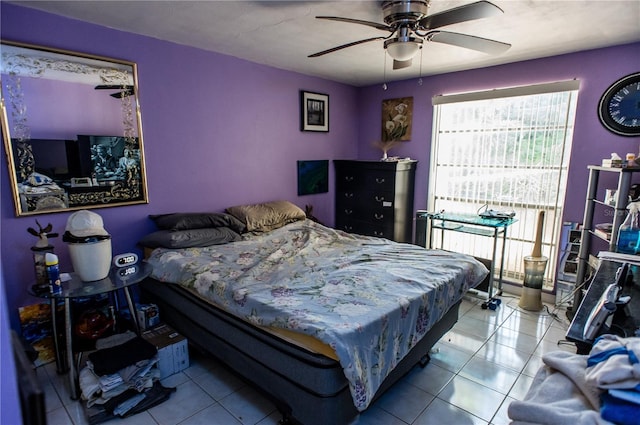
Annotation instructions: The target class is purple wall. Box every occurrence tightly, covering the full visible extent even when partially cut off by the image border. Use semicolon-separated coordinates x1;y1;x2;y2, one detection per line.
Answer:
0;76;127;139
1;3;358;332
356;43;640;223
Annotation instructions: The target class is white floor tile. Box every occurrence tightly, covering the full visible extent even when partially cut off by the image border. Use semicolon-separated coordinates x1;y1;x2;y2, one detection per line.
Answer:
350;406;407;425
491;396;517;425
179;403;242;425
217;386;276;425
430;342;474;373
147;380;214;425
474;339;532;373
404;362;455;396
489;327;541;355
500;314;549;338
441;329;487;354
46;406;73;425
191;364;245;401
438;375;506;422
413;397;488;425
507;374;536;401
373;379;435;424
521;354;544;378
454;315;500;339
458;356;520;395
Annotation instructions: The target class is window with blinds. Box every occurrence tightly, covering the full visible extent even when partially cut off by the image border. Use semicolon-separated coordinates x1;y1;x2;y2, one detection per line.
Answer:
429;80;580;290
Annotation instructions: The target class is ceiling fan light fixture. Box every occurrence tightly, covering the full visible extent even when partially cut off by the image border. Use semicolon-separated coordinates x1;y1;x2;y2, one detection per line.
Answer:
384;37;423;62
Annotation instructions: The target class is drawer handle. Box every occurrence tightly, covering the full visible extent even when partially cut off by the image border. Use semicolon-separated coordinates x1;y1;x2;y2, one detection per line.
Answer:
344;193;354;198
375;178;386;184
344;209;353;215
374;213;384;220
375;196;385;202
345;176;354;182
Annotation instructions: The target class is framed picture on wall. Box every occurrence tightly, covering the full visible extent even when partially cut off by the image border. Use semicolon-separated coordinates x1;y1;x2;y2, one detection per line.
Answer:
300;91;329;132
382;97;413;141
297;160;329;195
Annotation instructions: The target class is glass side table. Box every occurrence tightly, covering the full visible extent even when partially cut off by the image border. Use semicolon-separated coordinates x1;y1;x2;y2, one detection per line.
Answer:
29;262;152;399
416;211;517;306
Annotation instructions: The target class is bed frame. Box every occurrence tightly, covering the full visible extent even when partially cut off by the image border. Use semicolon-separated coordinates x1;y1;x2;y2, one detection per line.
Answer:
140;277;461;425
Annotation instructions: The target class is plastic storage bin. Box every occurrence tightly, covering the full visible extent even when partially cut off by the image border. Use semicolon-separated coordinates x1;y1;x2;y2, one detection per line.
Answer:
67;238;112;281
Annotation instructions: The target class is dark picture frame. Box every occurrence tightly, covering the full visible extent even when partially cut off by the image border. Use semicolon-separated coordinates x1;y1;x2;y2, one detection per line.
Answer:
297;160;329;195
300;91;329;132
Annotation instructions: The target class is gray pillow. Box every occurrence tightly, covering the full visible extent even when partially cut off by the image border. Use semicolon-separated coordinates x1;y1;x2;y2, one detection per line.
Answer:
149;212;246;234
138;227;241;249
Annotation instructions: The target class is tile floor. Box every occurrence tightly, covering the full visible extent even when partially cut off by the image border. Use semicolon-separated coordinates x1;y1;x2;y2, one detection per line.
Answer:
39;295;576;425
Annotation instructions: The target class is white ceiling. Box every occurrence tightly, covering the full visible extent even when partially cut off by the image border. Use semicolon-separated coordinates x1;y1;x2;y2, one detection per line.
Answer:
7;0;640;87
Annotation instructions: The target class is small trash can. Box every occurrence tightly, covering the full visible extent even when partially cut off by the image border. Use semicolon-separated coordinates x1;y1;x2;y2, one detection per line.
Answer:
518;255;546;311
63;210;112;282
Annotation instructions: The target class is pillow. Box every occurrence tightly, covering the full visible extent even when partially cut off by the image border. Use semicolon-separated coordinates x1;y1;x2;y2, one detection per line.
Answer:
226;200;306;233
149;212;246;234
26;172;54;186
138;227;241;249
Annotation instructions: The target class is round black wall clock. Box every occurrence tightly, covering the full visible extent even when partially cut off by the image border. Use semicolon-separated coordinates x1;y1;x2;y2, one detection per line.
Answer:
598;72;640;137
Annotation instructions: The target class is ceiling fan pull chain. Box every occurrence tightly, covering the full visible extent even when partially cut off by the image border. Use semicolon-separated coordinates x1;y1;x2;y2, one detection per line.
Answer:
382;51;388;90
418;47;424;86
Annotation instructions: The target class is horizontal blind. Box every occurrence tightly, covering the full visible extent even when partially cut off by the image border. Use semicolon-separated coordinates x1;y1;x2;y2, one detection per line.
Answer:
429;82;579;289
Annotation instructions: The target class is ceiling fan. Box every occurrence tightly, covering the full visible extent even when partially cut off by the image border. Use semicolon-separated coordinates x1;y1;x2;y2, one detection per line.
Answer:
94;85;135;98
309;0;510;70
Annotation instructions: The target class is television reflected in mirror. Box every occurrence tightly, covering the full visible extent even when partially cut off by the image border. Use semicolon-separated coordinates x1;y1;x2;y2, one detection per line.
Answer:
1;40;148;216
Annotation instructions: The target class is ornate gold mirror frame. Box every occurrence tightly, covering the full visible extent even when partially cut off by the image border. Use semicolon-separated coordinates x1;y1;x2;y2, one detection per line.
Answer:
1;40;148;216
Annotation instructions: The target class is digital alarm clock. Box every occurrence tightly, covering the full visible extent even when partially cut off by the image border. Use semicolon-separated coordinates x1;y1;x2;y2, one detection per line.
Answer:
113;253;138;268
118;265;139;278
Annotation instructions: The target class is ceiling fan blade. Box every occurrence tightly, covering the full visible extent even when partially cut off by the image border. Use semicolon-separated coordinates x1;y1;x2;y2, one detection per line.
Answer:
110;90;133;99
419;1;503;30
95;85;133;90
95;85;134;98
316;16;391;32
393;59;413;70
427;31;510;54
308;36;386;57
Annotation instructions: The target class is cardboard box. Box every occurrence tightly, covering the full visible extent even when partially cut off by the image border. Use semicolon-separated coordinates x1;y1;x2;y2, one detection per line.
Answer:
142;324;189;379
136;303;160;330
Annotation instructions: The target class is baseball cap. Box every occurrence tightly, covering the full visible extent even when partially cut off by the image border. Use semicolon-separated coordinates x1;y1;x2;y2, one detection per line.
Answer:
64;210;110;238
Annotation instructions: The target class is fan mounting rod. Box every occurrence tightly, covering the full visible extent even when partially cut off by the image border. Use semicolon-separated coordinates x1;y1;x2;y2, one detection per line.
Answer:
382;0;430;27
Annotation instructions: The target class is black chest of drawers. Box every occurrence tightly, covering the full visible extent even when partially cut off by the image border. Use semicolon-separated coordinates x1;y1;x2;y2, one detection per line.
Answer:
334;160;417;243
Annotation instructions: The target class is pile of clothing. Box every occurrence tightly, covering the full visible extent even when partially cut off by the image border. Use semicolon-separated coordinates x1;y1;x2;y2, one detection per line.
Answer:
586;335;640;425
508;334;639;425
78;331;175;424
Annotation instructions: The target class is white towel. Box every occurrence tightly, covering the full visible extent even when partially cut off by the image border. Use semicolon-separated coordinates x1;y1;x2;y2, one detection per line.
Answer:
586;335;640;390
508;351;611;425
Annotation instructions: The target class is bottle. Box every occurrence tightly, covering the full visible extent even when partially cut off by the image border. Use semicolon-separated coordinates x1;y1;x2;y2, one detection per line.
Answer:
617;202;640;254
45;253;62;294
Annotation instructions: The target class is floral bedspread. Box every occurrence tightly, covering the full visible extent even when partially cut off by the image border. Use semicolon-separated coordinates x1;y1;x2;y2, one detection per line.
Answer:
146;220;488;411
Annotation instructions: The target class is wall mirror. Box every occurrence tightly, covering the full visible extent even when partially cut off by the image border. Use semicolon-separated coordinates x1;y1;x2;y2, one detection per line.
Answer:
0;40;148;216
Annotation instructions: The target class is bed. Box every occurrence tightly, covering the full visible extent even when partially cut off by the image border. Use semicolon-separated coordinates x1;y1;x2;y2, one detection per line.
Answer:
138;201;488;425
